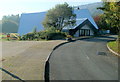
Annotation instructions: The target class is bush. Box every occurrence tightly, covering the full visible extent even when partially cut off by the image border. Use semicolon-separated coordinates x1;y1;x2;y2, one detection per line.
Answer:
47;32;66;40
21;27;66;40
21;33;35;40
38;31;66;40
66;35;72;38
38;31;47;39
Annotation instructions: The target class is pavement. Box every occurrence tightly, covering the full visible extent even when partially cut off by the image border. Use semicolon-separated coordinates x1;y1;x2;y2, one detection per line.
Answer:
0;40;65;80
49;35;119;80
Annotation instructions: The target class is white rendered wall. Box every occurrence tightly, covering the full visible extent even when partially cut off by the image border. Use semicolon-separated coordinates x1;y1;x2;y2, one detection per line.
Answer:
74;30;79;37
81;25;94;36
74;24;94;37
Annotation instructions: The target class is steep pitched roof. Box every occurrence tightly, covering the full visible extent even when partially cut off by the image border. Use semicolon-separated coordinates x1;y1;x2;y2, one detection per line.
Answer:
69;19;98;36
63;18;87;30
18;12;46;35
61;9;98;30
74;9;98;29
18;9;98;35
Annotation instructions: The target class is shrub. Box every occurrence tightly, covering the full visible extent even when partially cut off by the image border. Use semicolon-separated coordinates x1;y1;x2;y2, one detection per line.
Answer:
21;27;66;40
21;33;35;40
47;32;66;40
37;30;66;40
66;35;72;38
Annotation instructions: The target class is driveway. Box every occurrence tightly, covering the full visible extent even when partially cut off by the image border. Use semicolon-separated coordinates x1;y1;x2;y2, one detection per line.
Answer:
1;40;65;80
49;36;118;80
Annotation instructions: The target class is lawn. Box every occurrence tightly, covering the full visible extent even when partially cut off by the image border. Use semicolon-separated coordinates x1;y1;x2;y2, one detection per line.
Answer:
0;34;6;38
0;34;7;41
108;41;118;53
0;33;19;41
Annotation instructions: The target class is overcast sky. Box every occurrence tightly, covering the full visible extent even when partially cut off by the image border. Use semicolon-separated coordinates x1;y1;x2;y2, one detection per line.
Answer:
0;0;102;20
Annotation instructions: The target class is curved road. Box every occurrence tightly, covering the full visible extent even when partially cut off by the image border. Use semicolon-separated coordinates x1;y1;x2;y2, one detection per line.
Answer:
49;36;118;80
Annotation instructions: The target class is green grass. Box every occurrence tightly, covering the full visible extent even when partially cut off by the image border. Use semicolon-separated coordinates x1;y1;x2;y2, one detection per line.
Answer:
108;41;118;53
0;34;7;41
0;33;19;41
0;35;6;38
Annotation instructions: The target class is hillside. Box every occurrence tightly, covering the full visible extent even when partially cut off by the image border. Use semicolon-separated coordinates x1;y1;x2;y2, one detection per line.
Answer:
2;15;19;33
0;20;2;33
2;20;19;33
74;2;104;17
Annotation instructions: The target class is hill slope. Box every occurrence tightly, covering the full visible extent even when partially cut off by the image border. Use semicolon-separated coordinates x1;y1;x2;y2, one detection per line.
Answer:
2;20;19;33
2;15;19;33
74;2;103;17
0;20;2;33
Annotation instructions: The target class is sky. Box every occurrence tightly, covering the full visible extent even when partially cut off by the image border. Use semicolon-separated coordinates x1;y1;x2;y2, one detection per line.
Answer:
0;0;102;20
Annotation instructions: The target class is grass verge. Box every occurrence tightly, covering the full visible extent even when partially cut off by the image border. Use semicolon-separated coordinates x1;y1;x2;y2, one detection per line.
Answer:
108;41;118;53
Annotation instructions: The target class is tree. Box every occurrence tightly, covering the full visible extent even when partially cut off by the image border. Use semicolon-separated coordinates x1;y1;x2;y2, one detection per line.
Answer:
42;2;76;31
94;14;109;30
98;0;120;54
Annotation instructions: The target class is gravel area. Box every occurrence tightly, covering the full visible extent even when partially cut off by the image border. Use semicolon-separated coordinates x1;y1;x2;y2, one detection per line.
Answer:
0;40;65;80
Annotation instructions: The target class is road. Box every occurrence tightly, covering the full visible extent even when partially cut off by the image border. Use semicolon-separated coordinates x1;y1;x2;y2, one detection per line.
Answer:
49;36;118;80
1;40;65;80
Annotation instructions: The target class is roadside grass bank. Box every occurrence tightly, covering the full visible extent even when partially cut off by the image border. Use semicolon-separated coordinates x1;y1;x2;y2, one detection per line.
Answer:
108;41;119;55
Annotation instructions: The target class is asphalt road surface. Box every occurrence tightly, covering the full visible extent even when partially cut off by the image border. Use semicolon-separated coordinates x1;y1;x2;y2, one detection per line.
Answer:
49;36;118;80
1;40;65;80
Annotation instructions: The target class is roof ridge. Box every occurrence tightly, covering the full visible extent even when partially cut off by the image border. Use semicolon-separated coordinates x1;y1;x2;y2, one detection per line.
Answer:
76;18;88;20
